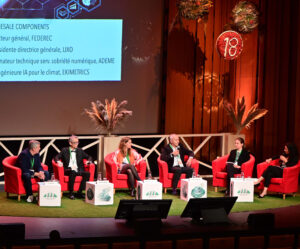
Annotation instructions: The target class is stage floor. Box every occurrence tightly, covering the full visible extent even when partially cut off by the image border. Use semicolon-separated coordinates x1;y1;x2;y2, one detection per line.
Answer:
1;204;300;240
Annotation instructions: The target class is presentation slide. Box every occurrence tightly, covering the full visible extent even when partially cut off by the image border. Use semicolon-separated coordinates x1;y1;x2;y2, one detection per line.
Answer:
0;18;122;81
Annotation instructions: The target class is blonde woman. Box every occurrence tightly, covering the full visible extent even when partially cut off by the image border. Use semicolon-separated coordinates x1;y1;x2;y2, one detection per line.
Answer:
113;137;142;196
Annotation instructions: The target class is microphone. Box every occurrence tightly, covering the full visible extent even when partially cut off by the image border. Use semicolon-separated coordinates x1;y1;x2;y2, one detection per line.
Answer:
176;146;180;150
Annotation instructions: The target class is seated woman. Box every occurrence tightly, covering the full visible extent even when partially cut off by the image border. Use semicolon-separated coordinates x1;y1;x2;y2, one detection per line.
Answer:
113;136;142;197
225;137;250;195
254;143;299;198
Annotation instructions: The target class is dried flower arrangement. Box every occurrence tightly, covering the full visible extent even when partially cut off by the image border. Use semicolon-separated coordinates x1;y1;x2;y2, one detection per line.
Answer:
223;96;268;134
84;98;132;135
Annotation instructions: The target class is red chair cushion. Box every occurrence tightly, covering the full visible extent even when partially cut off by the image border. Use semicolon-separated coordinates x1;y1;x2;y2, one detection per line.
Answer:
270;178;283;184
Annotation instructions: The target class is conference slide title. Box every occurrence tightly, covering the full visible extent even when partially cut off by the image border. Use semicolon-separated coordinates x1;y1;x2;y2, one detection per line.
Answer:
0;19;123;81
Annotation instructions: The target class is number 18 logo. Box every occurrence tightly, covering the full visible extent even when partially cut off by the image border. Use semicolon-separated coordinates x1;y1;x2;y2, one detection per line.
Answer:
216;31;243;60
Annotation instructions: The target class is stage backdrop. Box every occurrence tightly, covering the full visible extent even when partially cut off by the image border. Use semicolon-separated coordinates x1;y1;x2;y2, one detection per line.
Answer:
0;0;164;135
163;0;300;162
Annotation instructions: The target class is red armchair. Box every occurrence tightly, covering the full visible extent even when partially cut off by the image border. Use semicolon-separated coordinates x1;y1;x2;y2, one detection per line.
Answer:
256;159;300;199
52;159;95;192
212;154;255;192
2;156;48;201
104;152;147;189
157;156;199;194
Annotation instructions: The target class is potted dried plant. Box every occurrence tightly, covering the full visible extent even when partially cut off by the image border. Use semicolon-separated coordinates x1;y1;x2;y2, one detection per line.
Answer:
85;98;132;175
84;98;132;136
223;96;268;153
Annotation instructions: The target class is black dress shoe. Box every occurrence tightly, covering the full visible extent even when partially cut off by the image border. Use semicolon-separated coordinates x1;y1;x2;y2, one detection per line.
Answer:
69;193;75;200
224;190;229;196
76;193;85;199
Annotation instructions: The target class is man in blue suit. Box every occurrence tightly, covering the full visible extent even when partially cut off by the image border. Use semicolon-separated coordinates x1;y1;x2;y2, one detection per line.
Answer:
17;140;50;202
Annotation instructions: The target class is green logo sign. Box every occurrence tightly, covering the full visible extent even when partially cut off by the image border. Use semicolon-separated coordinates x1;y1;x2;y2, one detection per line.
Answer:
146;191;159;197
43;192;58;200
237;189;250;195
191;186;205;198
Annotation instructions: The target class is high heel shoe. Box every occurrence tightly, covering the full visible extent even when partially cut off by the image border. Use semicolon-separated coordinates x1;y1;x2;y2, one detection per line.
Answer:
130;188;136;197
258;194;265;198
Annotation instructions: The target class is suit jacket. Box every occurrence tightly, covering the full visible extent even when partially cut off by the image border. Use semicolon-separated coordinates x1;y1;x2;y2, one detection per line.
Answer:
17;148;43;175
161;143;194;170
55;147;92;172
227;149;250;166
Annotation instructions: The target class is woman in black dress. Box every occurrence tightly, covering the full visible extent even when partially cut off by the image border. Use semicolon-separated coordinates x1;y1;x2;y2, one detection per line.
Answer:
254;143;299;198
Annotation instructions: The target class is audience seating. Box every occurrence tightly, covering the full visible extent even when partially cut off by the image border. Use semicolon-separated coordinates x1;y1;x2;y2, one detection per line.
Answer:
238;235;265;249
157;155;199;194
267;234;295;249
52;159;95;192
212;154;255;192
2;156;48;201
104;152;146;190
257;160;300;199
145;241;172;249
208;237;235;249
176;239;203;249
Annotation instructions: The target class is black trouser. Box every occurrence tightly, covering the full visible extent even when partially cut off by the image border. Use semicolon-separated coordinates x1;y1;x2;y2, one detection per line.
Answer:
22;171;50;197
262;165;283;187
65;170;90;193
169;166;194;190
226;163;241;190
120;164;141;189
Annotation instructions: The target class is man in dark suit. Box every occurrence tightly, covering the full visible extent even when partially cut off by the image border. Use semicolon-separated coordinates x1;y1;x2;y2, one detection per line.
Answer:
54;135;92;199
161;134;194;195
17;140;50;202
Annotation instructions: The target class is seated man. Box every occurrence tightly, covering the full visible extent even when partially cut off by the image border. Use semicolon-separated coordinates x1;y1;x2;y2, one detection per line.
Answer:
54;135;92;200
161;134;194;195
17;140;50;203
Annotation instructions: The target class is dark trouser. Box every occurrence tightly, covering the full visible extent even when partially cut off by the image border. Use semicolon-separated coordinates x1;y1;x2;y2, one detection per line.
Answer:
226;163;241;190
65;170;90;193
22;171;50;197
120;164;141;189
262;166;283;187
169;166;194;190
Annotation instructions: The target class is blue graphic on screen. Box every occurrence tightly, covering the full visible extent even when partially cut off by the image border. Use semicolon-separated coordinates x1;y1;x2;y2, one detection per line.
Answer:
0;1;123;82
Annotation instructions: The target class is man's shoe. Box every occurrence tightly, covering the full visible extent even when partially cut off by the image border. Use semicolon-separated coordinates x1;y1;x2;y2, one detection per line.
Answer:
26;195;34;203
224;190;229;196
69;193;75;200
76;192;85;199
172;189;177;195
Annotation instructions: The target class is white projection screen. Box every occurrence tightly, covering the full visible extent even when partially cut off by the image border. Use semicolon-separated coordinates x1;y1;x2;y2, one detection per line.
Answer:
0;0;164;135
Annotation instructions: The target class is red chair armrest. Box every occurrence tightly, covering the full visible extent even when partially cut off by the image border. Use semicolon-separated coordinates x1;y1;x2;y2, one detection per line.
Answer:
191;159;199;174
241;155;255;177
158;157;169;183
212;155;229;175
84;162;95;181
137;160;147;180
256;162;269;178
41;164;48;171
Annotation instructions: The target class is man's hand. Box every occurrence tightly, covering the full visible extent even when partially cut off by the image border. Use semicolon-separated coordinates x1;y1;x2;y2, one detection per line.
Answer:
172;150;180;156
186;157;193;167
35;171;45;180
233;164;241;169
